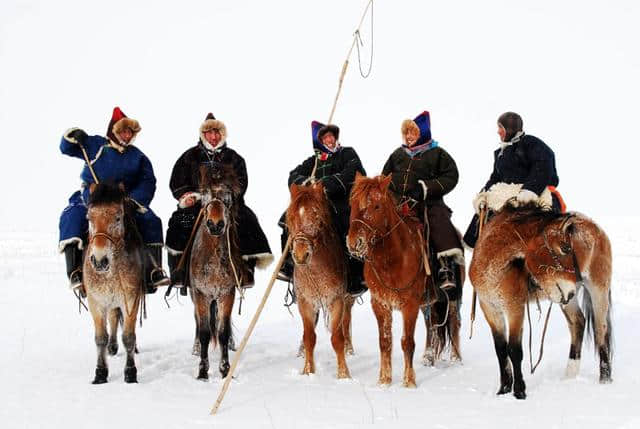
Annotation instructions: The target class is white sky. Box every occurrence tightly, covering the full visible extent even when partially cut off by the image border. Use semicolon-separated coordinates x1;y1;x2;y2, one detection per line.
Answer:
1;0;638;239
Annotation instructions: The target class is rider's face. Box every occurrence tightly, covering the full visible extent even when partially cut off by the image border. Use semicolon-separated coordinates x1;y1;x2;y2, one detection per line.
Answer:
321;133;337;150
204;129;222;146
497;124;507;142
404;128;420;147
118;128;134;144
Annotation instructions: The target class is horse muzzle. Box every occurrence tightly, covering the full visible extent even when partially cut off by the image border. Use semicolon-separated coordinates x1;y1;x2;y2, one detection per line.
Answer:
90;254;110;272
206;219;225;236
347;236;367;260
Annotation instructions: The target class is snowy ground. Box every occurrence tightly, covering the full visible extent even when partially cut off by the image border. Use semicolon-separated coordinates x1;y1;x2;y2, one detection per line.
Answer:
2;216;639;429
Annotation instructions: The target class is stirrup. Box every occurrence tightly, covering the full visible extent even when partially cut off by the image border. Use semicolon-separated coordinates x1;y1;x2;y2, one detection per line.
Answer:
150;267;170;287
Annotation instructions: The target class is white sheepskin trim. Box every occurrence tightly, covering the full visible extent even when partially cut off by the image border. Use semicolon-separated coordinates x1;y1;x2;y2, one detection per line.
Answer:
436;248;465;265
516;189;539;204
166;246;184;256
89;146;104;165
472;191;487;212
58;237;83;253
201;139;226;152
63;128;81;144
242;253;274;270
418;180;428;200
474;182;552;213
179;192;202;209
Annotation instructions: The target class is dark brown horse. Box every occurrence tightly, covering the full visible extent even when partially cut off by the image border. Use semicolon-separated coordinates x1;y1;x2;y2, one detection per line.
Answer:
84;183;144;384
189;164;247;380
286;182;352;379
347;173;437;387
469;206;613;399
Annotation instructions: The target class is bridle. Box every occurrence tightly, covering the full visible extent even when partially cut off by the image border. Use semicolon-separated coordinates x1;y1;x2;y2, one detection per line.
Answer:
350;216;403;247
89;232;120;246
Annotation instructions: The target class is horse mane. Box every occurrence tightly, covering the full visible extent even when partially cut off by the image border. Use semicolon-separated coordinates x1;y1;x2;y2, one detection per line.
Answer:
288;185;333;228
350;176;387;204
199;162;243;198
88;182;143;252
502;202;567;232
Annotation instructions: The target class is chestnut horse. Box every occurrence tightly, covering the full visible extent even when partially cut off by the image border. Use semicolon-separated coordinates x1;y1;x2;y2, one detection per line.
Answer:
347;173;441;387
84;183;144;384
189;164;246;380
469;205;613;399
286;182;352;379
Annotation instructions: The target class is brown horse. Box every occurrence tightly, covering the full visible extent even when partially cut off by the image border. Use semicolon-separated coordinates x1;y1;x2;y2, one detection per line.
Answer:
189;164;246;380
286;182;352;379
84;183;144;384
347;173;438;387
469;205;613;399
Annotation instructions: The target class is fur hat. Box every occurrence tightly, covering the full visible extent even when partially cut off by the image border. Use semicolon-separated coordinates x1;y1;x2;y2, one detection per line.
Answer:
311;121;340;154
401;119;420;136
107;107;141;145
498;112;523;142
199;112;227;144
401;111;432;145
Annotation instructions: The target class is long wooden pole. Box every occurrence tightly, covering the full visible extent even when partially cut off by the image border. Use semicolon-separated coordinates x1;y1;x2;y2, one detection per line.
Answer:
210;235;293;415
310;0;373;181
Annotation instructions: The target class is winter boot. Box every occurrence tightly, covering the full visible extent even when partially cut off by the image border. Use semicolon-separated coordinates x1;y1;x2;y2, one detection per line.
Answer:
277;255;294;283
437;256;456;291
167;252;185;288
242;258;256;289
347;257;367;298
64;244;85;297
145;245;170;293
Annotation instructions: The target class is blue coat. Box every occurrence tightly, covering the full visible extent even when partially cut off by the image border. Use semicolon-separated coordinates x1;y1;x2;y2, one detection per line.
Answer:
58;133;163;248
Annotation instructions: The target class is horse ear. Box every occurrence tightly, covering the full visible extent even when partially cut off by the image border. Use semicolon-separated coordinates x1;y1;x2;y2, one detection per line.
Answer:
312;180;324;194
380;174;392;191
118;182;126;193
560;214;577;235
354;171;364;183
89;183;97;194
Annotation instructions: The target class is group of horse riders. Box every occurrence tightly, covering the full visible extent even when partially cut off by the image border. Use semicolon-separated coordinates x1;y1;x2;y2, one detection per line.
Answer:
59;107;561;300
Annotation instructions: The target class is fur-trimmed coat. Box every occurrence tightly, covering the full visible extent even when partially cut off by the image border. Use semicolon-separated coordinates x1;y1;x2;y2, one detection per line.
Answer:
382;144;458;208
60;131;156;208
169;142;247;204
483;134;559;194
287;146;366;236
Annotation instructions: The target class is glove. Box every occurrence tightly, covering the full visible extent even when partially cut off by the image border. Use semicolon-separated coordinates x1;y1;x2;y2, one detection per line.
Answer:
321;175;343;197
473;192;488;213
406;186;424;202
66;128;88;145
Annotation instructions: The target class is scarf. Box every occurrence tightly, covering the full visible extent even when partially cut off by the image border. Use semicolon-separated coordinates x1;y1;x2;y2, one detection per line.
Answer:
402;140;438;157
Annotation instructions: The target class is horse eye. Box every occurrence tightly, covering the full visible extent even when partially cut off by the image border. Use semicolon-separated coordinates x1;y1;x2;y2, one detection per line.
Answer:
559;243;572;254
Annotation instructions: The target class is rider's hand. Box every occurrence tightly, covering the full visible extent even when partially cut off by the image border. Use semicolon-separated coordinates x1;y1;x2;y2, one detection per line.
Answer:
66;128;88;145
406;186;424;202
473;192;487;213
516;189;539;205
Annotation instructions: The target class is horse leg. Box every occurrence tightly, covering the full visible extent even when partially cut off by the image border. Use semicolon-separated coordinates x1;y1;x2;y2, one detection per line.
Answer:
121;301;139;384
588;286;613;383
371;298;392;385
107;308;121;356
421;306;435;366
480;299;512;395
298;297;317;375
193;291;212;380
342;295;355;356
297;310;319;358
88;300;109;384
506;303;526;399
329;299;350;379
401;304;419;388
449;300;462;362
192;310;201;356
561;296;585;378
216;291;235;378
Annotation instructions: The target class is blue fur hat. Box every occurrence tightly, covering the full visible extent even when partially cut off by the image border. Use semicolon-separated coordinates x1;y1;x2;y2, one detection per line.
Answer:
413;111;431;145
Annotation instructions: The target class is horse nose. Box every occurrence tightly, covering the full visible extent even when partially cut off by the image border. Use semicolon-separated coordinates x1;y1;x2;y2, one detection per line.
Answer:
206;219;224;235
91;254;110;271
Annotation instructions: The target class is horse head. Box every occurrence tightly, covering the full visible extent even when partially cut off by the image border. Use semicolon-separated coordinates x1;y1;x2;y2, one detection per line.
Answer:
347;172;393;259
87;182;128;273
199;164;235;237
524;214;579;305
287;181;330;266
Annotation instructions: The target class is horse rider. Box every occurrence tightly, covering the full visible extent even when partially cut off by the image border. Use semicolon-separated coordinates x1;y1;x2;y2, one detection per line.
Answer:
277;121;368;297
462;111;562;248
59;107;170;295
166;113;273;291
381;111;464;292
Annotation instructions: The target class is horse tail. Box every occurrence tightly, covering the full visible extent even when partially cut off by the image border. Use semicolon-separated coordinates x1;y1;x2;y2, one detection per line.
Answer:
210;300;218;350
581;286;614;359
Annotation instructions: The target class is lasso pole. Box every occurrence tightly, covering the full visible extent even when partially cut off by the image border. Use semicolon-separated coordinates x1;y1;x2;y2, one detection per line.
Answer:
469;205;486;339
210;235;293;415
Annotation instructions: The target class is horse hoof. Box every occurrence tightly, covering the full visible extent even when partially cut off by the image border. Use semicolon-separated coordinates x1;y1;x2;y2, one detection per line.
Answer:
337;370;351;379
92;367;108;384
219;365;230;379
514;391;527;400
345;345;355;356
377;377;392;387
197;371;209;381
403;380;417;388
107;343;118;356
497;385;512;395
124;367;138;384
599;376;613;384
